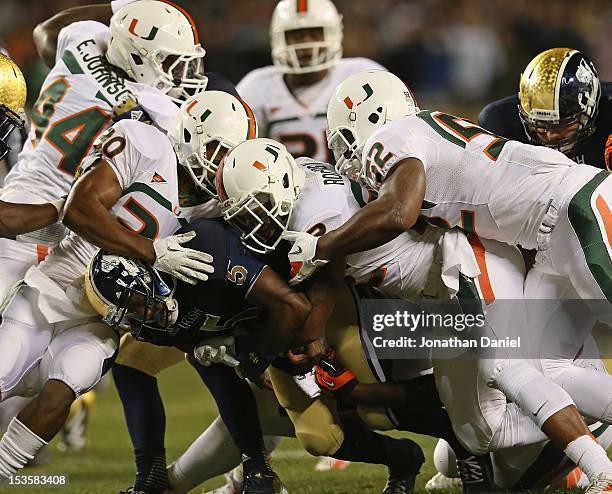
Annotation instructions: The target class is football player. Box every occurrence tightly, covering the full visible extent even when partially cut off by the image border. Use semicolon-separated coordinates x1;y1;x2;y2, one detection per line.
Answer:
478;48;611;169
85;216;313;494
0;0;210;304
237;0;384;163
0;100;216;482
11;0;237;473
110;90;258;494
237;0;384;471
284;69;612;493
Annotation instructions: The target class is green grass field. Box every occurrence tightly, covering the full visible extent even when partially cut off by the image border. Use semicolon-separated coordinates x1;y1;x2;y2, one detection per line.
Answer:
7;361;585;494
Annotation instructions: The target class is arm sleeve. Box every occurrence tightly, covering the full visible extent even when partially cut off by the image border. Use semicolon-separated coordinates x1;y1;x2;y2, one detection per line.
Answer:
56;21;109;65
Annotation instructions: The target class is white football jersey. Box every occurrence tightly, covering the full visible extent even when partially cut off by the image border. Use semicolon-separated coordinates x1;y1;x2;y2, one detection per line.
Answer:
291;158;444;298
26;121;189;322
361;111;599;249
237;58;384;162
2;21;178;205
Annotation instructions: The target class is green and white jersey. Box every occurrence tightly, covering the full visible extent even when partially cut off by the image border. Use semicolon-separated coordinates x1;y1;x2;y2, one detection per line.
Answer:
237;58;384;162
30;121;186;316
291;158;444;298
361;111;593;250
2;21;177;206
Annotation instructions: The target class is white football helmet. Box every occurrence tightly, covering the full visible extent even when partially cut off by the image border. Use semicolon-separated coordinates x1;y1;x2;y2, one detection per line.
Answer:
169;91;258;198
326;70;419;184
217;138;306;254
270;0;343;74
106;0;207;103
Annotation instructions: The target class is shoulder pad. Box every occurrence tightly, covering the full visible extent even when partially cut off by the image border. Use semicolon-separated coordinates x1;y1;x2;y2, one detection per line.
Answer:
112;120;173;160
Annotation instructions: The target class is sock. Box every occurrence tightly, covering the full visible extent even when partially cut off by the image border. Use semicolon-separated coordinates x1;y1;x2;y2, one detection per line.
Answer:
393;376;472;460
0;417;47;480
564;435;612;481
187;355;271;476
112;364;169;491
332;419;423;477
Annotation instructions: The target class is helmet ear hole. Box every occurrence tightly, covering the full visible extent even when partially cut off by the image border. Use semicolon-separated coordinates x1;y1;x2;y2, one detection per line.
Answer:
130;53;144;66
183;129;191;143
283;173;289;188
368;113;379;124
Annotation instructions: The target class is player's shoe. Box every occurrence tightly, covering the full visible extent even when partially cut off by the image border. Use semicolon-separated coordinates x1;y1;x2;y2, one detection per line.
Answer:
240;471;288;494
381;475;416;494
203;466;242;494
564;467;588;488
381;439;425;494
456;455;495;493
425;472;462;491
585;472;612;494
314;456;351;471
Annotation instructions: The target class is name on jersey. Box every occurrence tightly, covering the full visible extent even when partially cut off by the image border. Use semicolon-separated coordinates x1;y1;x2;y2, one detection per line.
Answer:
304;163;344;185
75;38;133;105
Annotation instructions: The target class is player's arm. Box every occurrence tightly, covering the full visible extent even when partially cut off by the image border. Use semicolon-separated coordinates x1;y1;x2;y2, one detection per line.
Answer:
244;267;312;355
0;200;62;237
62;159;156;262
298;256;346;343
316;158;426;260
33;3;112;67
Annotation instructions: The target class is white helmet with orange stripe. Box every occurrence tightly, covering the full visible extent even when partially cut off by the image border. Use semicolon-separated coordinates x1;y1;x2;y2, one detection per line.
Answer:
270;0;343;74
169;91;258;198
106;0;207;103
217;138;306;254
326;70;419;182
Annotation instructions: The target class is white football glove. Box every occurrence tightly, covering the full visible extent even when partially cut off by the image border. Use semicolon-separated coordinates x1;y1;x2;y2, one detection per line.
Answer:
281;230;329;286
193;335;239;368
293;368;321;398
152;231;214;285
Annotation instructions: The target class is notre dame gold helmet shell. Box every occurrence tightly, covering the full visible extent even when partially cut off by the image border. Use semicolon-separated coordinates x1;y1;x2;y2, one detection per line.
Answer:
0;53;26;115
518;47;600;154
0;53;26;160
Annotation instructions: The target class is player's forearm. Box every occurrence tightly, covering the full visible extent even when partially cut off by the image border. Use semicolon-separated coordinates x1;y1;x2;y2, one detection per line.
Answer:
298;260;344;343
248;293;312;355
33;4;112;67
63;200;155;264
316;197;408;260
0;201;59;237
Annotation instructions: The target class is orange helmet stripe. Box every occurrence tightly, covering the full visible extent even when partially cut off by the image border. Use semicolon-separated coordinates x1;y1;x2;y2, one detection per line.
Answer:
297;0;308;13
237;97;257;139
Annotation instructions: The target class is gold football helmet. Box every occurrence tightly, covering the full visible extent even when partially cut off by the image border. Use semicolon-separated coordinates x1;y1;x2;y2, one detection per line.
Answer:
519;48;600;155
0;53;26;160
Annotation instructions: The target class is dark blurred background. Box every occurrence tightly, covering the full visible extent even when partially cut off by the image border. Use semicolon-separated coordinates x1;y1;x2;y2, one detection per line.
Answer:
1;0;611;119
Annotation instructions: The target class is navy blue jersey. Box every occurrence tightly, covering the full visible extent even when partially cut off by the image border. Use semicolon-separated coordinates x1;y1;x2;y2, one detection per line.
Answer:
478;81;612;168
205;72;240;98
162;218;267;345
